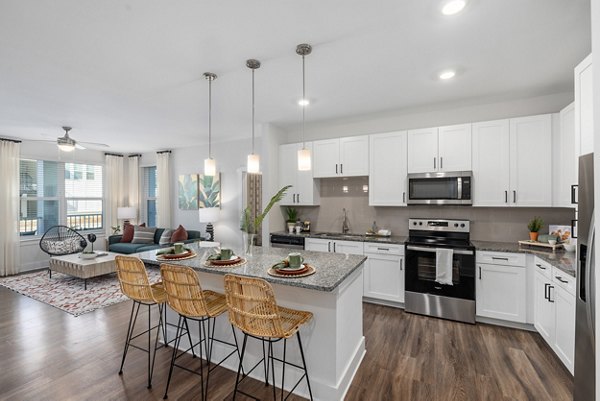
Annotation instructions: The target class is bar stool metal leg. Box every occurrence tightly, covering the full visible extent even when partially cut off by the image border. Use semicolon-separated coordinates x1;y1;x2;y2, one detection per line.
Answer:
297;332;314;401
163;315;183;399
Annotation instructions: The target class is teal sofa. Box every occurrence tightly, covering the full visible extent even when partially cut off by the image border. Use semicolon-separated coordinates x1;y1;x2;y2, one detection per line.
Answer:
108;228;204;254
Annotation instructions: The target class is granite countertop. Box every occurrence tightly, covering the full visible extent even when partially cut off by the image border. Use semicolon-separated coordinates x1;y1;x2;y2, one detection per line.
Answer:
271;231;408;245
472;240;576;277
138;247;367;293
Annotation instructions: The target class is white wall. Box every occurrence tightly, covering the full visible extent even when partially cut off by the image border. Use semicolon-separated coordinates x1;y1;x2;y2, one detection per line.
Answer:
283;92;573;142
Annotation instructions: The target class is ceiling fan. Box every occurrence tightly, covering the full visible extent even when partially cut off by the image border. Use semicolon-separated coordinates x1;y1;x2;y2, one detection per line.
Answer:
31;126;110;151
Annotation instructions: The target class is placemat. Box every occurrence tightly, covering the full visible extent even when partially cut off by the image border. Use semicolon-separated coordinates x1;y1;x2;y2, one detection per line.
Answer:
267;264;316;278
203;258;247;268
157;251;198;261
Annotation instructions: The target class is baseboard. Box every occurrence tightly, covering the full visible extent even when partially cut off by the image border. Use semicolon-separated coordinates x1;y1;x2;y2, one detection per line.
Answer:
363;297;405;309
476;316;536;331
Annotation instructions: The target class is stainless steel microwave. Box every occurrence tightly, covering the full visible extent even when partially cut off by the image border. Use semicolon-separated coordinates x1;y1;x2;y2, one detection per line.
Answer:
407;171;472;205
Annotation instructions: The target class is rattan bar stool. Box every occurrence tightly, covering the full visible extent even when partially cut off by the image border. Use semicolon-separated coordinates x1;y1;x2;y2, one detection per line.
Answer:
115;255;169;389
160;263;243;400
224;273;314;401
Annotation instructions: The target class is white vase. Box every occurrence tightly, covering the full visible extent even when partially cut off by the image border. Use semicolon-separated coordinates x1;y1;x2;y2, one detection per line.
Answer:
243;232;256;256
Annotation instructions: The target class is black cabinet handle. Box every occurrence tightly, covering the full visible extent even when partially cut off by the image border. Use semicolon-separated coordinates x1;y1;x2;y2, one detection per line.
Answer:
403;192;406;203
400;259;403;271
571;184;578;204
433;157;436;170
555;276;569;284
548;285;555;303
571;219;577;239
333;242;336;253
536;263;547;270
505;191;508;203
440;157;443;170
479;266;482;279
297;193;300;203
335;164;338;174
377;247;390;251
544;283;550;300
492;257;509;261
328;241;331;252
513;190;517;203
340;164;343;174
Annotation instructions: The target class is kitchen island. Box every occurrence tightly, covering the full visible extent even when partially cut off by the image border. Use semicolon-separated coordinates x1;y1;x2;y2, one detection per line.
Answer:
139;247;367;401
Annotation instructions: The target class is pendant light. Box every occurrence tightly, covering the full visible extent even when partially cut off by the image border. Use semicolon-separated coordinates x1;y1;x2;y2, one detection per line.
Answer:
203;72;217;176
296;43;312;171
246;59;261;174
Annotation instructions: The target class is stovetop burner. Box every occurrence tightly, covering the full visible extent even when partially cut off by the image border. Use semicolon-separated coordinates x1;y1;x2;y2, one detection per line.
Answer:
406;218;472;249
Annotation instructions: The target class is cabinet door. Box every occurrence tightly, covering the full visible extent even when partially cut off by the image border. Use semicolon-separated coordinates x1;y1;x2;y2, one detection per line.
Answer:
476;263;527;323
472;120;511;206
364;254;404;303
313;139;340;178
554;105;577;207
438;124;472;172
407;128;439;173
509;114;552;206
369;131;408;206
575;54;593;155
534;271;555;344
278;143;298;206
333;240;364;256
339;135;369;176
295;142;319;206
553;284;575;374
304;238;331;253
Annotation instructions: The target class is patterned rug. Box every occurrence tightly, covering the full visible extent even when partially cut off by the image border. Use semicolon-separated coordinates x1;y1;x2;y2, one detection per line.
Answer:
0;267;161;317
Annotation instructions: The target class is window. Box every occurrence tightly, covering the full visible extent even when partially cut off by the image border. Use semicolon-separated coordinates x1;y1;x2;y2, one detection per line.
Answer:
142;166;157;227
19;160;104;236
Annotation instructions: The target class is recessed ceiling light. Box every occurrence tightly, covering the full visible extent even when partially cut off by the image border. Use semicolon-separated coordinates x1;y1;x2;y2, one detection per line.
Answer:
439;70;456;80
441;0;466;15
298;98;310;107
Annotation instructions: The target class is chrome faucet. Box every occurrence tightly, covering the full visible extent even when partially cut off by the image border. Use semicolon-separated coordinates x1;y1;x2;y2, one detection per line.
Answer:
342;208;350;234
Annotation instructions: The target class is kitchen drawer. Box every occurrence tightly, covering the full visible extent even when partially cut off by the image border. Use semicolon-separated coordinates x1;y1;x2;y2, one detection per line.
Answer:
552;267;575;296
476;251;526;267
533;257;552;280
364;242;404;256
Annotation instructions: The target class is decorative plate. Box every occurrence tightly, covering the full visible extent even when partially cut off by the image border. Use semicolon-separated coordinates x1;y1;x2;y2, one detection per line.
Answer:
267;264;316;278
209;256;243;266
157;251;197;261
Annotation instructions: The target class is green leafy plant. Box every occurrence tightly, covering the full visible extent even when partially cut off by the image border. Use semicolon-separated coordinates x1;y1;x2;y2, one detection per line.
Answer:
285;207;299;223
199;174;220;208
241;185;292;234
527;216;544;232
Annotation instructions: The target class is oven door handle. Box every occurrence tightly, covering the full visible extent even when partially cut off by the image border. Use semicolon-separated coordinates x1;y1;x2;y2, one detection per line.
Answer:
406;245;474;256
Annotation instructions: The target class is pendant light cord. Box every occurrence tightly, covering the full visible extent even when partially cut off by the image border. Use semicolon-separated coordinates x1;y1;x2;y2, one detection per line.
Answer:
252;68;255;155
302;54;306;149
208;78;212;159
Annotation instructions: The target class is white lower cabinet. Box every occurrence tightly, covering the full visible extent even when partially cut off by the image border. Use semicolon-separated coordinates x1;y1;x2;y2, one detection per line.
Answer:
304;238;364;255
533;257;575;374
363;243;404;304
475;252;527;323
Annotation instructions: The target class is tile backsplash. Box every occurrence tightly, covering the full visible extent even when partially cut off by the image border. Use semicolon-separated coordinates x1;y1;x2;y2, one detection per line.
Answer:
279;177;576;242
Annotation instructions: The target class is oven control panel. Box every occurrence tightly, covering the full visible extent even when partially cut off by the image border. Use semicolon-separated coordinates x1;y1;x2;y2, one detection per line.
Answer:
408;218;470;233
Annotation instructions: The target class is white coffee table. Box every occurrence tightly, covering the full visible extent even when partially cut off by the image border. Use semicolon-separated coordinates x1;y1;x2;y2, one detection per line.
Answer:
49;252;119;290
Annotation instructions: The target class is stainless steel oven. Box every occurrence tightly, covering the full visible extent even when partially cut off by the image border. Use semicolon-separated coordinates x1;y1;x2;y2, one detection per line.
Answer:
407;171;472;205
404;218;476;323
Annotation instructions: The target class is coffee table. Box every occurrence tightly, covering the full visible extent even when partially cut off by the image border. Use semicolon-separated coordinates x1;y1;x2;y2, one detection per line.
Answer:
49;252;119;290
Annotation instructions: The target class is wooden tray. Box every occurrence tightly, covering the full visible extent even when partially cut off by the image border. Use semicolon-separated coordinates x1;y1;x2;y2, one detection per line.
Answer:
518;240;563;251
267;264;316;278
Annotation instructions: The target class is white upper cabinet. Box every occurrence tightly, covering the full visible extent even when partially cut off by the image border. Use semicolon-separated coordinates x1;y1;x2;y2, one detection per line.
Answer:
407;125;471;173
369;131;408;206
407;128;438;173
509;114;552;206
313;136;369;178
553;105;577;208
472;115;552;207
472;119;511;206
575;54;593;155
438;124;472;172
278;142;320;206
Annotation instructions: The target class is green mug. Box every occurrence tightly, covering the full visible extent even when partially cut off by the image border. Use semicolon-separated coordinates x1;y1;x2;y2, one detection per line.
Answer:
288;252;304;268
220;248;233;260
173;242;185;254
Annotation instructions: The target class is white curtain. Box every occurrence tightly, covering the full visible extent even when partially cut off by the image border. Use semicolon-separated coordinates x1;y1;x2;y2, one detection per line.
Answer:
105;154;124;236
0;140;21;276
156;151;171;228
128;154;140;221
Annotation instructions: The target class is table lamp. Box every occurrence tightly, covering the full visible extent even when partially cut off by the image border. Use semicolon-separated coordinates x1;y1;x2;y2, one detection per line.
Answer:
117;207;137;225
198;207;220;241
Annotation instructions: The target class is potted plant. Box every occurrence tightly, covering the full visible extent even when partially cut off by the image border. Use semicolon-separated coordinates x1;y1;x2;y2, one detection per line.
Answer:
285;207;299;233
527;216;544;241
241;185;291;255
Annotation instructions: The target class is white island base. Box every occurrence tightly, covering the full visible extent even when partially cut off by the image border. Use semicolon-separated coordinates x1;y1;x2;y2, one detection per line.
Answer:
163;267;365;401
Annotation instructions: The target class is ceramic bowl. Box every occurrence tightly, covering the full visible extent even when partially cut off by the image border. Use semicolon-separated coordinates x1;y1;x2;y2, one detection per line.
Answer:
548;239;557;246
80;252;98;260
563;243;576;252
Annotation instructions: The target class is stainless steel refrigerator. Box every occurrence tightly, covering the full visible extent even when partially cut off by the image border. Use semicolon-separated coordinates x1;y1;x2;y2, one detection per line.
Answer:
575;152;595;401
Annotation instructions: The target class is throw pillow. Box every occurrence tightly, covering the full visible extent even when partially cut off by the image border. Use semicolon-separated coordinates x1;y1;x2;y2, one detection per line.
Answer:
159;229;174;245
170;225;188;242
120;223;146;243
131;226;157;244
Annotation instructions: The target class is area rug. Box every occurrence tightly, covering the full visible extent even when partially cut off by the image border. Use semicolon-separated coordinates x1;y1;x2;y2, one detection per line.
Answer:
0;268;161;317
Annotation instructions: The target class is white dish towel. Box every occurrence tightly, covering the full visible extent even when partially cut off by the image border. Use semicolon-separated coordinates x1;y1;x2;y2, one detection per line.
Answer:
435;248;454;286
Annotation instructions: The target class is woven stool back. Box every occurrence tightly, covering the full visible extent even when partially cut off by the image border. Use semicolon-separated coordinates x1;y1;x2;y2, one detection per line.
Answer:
224;274;284;338
160;264;209;318
115;255;155;303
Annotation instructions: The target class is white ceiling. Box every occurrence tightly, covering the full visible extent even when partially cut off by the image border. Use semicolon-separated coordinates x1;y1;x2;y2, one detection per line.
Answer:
0;0;591;153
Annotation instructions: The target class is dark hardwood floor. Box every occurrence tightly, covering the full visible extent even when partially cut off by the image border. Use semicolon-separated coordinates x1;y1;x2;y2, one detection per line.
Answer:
0;286;573;400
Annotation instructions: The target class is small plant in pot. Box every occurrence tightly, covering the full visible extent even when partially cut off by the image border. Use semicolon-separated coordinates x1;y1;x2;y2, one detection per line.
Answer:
285;207;299;233
527;216;544;241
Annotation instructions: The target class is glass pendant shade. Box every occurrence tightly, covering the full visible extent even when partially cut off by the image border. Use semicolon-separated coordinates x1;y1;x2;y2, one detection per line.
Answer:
58;143;75;152
297;148;312;171
204;157;216;176
247;153;260;174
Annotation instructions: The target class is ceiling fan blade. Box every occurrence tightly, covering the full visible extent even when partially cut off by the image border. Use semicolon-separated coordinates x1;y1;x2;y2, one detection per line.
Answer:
24;139;56;143
75;144;86;150
78;141;109;148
